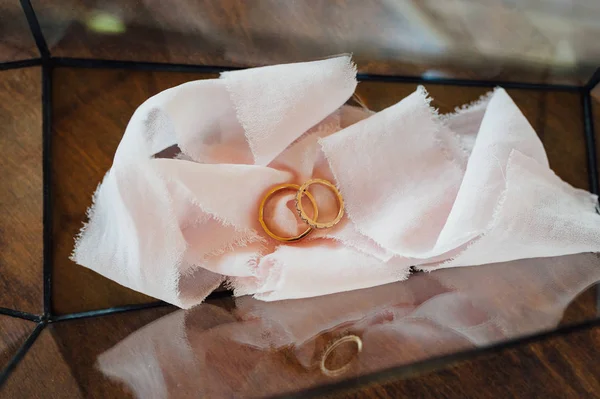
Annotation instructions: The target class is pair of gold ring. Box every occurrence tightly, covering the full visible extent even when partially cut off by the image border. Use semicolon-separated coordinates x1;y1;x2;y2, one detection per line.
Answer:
259;178;345;242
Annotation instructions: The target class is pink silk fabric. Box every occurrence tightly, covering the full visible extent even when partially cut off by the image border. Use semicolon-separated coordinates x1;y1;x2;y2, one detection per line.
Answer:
72;55;600;308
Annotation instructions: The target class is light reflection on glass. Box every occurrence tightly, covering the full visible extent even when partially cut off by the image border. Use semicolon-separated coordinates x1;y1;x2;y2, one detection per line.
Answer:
86;11;125;34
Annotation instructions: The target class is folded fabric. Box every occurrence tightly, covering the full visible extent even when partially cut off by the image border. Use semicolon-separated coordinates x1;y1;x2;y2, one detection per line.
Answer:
72;55;600;308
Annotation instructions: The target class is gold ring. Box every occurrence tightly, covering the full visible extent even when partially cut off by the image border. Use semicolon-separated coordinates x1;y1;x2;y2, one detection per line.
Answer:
259;183;318;242
295;178;344;229
320;335;362;377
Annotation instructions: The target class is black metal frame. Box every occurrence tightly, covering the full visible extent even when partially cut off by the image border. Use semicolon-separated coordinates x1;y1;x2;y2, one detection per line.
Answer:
1;0;599;393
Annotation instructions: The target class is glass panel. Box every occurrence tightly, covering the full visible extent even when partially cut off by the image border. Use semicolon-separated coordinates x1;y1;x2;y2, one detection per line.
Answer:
32;0;600;84
89;255;599;397
0;67;43;313
2;254;598;397
0;306;176;398
0;0;39;62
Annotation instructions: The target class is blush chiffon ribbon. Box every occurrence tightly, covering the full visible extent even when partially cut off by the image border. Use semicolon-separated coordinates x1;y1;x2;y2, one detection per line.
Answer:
72;55;600;308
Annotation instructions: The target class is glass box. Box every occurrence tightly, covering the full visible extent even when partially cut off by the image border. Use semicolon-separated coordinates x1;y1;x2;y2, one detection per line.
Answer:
1;1;600;397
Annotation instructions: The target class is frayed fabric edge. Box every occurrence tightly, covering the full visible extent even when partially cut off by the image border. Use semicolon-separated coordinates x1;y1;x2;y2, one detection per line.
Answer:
220;55;358;166
416;85;469;168
70;171;109;263
440;88;499;121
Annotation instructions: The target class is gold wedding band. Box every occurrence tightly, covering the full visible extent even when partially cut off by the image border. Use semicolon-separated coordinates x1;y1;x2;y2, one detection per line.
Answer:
258;183;318;242
320;335;362;377
259;179;344;242
296;178;345;229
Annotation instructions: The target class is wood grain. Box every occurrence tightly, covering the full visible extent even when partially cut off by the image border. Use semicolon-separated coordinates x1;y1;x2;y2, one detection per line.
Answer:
0;315;35;372
0;0;39;62
51;68;218;314
31;0;595;84
0;68;43;314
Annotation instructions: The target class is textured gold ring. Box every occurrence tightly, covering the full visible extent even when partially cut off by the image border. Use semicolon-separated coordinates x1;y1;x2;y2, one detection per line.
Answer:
320;335;362;377
296;178;344;229
259;183;318;242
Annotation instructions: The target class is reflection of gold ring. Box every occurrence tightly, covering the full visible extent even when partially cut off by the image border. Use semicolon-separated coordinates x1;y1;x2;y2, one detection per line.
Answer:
295;179;344;229
259;183;318;242
320;335;362;377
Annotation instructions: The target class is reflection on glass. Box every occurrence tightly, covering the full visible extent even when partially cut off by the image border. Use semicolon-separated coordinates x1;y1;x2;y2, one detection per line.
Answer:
86;11;126;34
96;254;600;398
33;0;600;82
